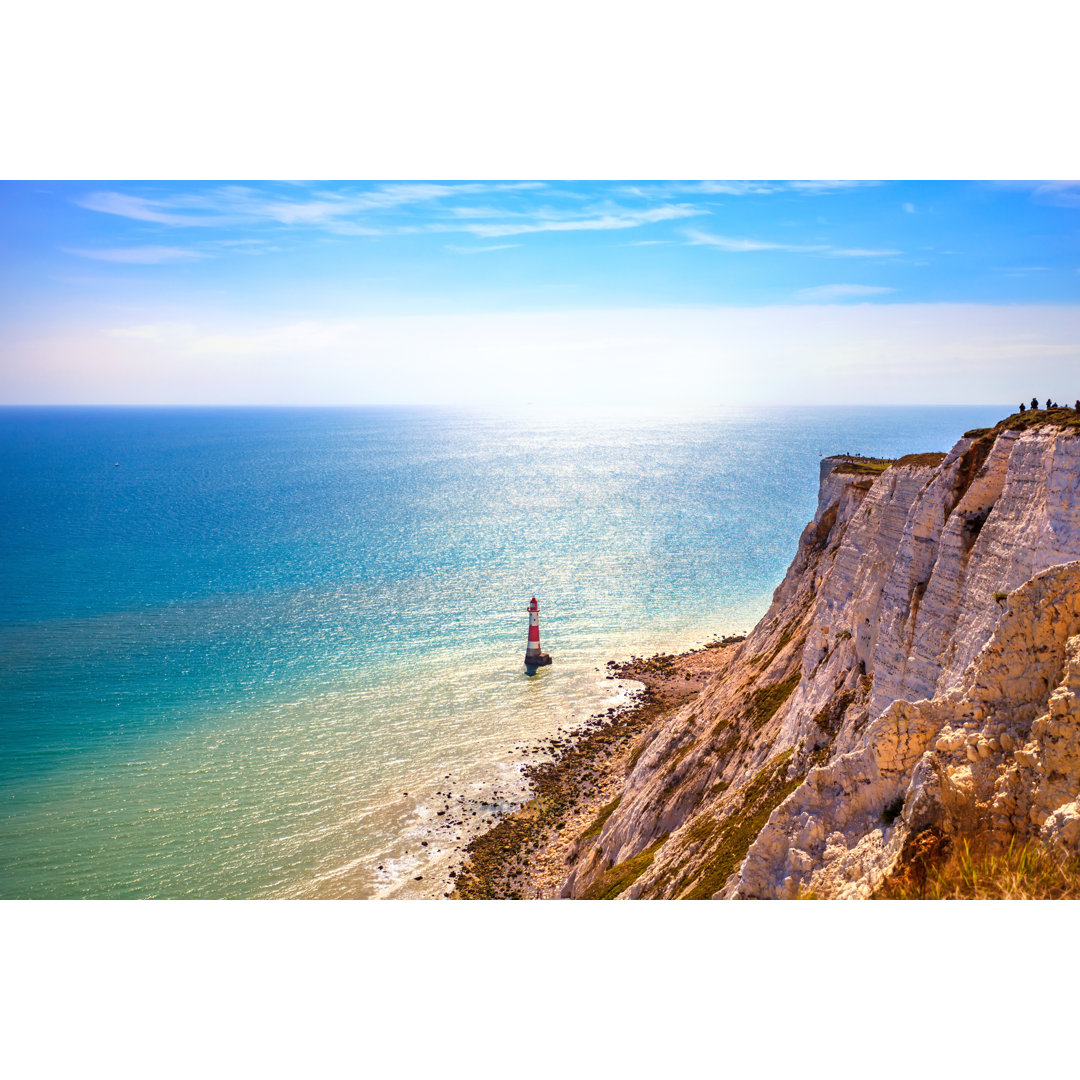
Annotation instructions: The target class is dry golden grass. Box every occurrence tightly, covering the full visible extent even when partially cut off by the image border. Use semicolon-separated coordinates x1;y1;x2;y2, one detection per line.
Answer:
875;836;1080;900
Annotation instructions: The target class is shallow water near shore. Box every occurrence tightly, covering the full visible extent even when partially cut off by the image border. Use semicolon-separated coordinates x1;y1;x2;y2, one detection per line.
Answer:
0;404;1005;898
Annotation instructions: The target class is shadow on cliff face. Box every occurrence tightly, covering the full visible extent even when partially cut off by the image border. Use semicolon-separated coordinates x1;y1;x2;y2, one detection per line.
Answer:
872;826;949;899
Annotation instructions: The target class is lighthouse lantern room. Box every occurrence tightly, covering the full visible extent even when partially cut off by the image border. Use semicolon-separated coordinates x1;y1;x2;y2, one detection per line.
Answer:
524;597;553;674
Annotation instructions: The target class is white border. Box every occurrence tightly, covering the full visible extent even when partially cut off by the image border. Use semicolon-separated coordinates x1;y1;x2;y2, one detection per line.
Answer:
4;1;1080;1073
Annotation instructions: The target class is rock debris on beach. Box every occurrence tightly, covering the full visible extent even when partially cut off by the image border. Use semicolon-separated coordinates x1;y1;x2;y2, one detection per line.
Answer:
450;637;744;899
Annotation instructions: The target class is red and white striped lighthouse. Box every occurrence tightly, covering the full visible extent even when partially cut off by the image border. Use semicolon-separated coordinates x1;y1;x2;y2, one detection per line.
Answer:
524;597;552;672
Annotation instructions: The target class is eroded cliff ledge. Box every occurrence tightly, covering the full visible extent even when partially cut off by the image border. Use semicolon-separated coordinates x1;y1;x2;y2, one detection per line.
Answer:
558;411;1080;899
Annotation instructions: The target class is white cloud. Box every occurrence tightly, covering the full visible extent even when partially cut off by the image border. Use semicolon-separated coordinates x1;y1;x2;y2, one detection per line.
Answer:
662;181;777;196
795;284;895;300
685;230;823;253
74;192;221;226
787;180;881;193
622;180;880;198
998;181;1080;209
445;206;517;219
903;202;916;213
829;248;902;257
686;229;900;258
74;182;550;232
64;246;207;263
72;184;700;242
461;204;703;238
444;243;520;253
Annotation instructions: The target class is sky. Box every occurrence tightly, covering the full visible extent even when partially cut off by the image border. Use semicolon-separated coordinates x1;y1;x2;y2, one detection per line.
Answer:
1;179;1078;405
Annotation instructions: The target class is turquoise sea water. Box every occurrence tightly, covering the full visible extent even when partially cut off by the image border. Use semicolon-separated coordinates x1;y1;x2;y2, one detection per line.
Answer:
0;405;1005;898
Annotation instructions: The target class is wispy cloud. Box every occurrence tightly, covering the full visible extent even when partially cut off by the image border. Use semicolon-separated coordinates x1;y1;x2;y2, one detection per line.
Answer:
64;246;207;264
75;192;221;226
623;181;775;197
72;183;697;243
795;284;895;301
685;229;823;253
686;229;899;258
999;181;1080;209
74;182;549;232
621;180;880;198
787;180;881;194
444;243;520;254
445;205;518;219
69;182;891;253
460;204;703;238
997;266;1048;277
903;202;916;213
829;247;901;257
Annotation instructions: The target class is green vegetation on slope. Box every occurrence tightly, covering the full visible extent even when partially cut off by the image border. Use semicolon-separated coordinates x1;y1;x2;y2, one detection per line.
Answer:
678;749;803;900
811;687;856;738
581;796;622;841
747;670;801;730
582;834;670;900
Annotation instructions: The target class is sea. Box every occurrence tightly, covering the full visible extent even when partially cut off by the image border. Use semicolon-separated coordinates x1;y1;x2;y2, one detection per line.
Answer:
0;404;1005;899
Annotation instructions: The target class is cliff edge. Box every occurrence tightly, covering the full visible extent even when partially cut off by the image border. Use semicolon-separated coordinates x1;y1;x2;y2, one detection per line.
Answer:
557;410;1080;899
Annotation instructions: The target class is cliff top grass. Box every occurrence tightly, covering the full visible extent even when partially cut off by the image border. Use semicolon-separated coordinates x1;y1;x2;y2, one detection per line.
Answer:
830;451;947;477
828;408;1080;483
981;406;1080;436
893;451;948;468
830;455;892;476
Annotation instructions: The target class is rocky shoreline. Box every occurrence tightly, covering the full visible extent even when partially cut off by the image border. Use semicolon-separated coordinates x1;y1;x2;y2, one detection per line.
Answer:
451;636;745;899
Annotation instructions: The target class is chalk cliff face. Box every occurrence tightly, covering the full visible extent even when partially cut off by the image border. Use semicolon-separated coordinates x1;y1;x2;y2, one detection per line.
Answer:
560;420;1080;899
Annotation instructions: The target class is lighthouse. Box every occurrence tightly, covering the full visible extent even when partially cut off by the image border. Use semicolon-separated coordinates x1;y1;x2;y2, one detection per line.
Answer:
524;597;553;674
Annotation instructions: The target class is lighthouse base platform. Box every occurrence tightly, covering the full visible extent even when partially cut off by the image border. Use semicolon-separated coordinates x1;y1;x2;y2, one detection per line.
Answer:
524;652;552;675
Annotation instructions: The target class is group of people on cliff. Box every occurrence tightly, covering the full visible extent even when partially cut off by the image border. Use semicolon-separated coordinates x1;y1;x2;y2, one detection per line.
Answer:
1017;397;1080;413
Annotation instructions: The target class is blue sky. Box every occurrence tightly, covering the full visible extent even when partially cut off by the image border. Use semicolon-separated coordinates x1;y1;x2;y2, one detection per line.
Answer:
2;180;1078;404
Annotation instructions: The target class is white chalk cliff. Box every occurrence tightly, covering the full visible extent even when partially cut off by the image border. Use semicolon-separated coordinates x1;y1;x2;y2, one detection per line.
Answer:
560;417;1080;899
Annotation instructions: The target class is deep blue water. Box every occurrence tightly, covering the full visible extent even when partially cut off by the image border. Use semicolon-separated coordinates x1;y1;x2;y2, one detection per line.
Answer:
0;405;1005;897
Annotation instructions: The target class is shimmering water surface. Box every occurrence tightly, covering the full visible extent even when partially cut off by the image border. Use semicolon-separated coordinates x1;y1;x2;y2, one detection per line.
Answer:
0;405;1004;898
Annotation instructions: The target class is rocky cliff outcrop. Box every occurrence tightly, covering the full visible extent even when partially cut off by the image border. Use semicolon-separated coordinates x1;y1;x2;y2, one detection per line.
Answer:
558;413;1080;899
